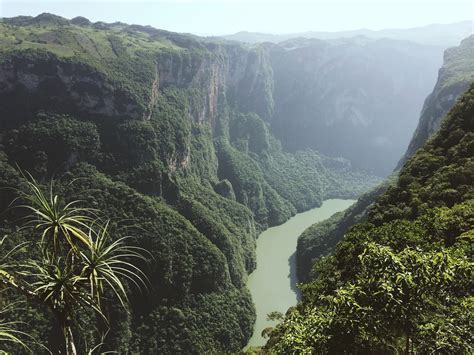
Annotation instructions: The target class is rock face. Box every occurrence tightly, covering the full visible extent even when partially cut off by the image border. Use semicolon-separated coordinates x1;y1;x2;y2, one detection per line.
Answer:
0;52;141;124
0;13;467;354
268;37;444;176
153;44;274;126
398;35;474;167
296;35;474;283
0;14;380;354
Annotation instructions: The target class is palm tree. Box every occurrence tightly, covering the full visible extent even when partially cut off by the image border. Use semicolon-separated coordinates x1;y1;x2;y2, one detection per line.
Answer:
0;176;149;354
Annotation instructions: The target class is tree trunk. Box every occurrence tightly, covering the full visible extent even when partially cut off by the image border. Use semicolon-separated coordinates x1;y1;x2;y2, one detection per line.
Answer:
64;324;77;355
55;310;77;355
405;333;410;355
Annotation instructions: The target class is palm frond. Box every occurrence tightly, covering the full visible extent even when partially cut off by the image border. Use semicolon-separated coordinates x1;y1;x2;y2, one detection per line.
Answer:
22;260;106;322
15;172;97;253
0;299;32;352
79;222;150;309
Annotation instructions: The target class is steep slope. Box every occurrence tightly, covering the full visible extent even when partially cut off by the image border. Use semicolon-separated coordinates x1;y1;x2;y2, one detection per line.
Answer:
399;35;474;165
296;35;474;282
296;180;392;282
267;81;474;354
0;14;377;353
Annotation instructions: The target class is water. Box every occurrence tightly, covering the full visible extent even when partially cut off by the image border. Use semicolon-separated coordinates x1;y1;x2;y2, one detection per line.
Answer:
246;199;356;348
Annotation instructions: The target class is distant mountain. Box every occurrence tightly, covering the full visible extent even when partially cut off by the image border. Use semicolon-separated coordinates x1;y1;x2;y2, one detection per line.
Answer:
222;21;474;47
295;34;474;282
268;37;443;176
0;13;379;354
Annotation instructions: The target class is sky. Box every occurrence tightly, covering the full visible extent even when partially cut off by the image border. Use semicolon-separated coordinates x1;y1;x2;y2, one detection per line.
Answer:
0;0;473;36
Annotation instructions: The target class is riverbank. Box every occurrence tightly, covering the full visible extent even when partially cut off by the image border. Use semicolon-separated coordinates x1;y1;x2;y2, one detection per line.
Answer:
246;199;356;348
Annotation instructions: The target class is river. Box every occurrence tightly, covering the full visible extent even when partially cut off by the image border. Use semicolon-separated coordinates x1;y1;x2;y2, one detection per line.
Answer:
246;198;356;348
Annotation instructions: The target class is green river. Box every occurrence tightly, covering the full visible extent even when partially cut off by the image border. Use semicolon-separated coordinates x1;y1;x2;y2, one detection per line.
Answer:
246;198;356;348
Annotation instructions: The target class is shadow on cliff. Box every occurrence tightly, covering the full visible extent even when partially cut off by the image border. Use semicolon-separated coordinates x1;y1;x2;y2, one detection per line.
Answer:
288;251;301;301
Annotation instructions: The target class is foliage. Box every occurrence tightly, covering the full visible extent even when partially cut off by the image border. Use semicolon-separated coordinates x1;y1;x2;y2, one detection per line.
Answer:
266;83;474;353
0;176;148;354
0;14;380;353
225;112;380;227
297;179;393;282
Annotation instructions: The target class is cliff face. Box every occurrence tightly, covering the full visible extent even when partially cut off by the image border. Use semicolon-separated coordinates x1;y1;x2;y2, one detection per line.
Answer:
154;43;275;126
0;14;378;353
398;35;474;166
296;35;474;283
0;52;142;124
151;34;446;177
268;37;443;176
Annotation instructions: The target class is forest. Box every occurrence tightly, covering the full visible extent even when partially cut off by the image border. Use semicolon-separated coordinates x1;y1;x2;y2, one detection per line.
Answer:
0;11;472;355
266;83;474;354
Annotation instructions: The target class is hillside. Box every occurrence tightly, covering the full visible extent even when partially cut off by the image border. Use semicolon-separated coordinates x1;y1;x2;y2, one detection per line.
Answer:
0;14;378;353
266;82;474;353
399;34;474;165
0;14;448;177
296;35;474;282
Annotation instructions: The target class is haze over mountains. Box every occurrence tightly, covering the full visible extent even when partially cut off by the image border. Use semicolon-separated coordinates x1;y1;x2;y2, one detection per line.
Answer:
296;33;474;282
0;11;473;355
223;20;474;46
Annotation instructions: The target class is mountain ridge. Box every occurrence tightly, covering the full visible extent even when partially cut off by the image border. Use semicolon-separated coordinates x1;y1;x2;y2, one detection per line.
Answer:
222;20;473;47
0;13;379;353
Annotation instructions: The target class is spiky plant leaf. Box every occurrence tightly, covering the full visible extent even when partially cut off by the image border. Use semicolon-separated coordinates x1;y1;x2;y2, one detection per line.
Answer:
15;172;96;254
79;222;149;309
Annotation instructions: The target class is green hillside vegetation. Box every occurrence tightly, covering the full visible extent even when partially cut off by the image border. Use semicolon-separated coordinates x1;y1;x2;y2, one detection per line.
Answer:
0;14;378;353
296;179;393;282
297;34;474;284
266;83;474;353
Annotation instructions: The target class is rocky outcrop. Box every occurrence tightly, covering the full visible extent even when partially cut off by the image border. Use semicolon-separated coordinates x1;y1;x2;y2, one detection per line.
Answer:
398;35;474;167
0;51;141;127
154;44;274;126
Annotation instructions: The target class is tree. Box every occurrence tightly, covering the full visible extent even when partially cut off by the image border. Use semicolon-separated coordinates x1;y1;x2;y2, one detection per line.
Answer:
266;241;473;354
0;175;148;354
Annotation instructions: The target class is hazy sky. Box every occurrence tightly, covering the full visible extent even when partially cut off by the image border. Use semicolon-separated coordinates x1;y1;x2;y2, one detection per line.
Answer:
1;0;473;35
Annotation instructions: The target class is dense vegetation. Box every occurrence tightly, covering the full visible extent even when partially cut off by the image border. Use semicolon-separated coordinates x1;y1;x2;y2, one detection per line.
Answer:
296;180;392;282
297;35;474;283
266;82;474;353
0;14;378;353
1;176;148;355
